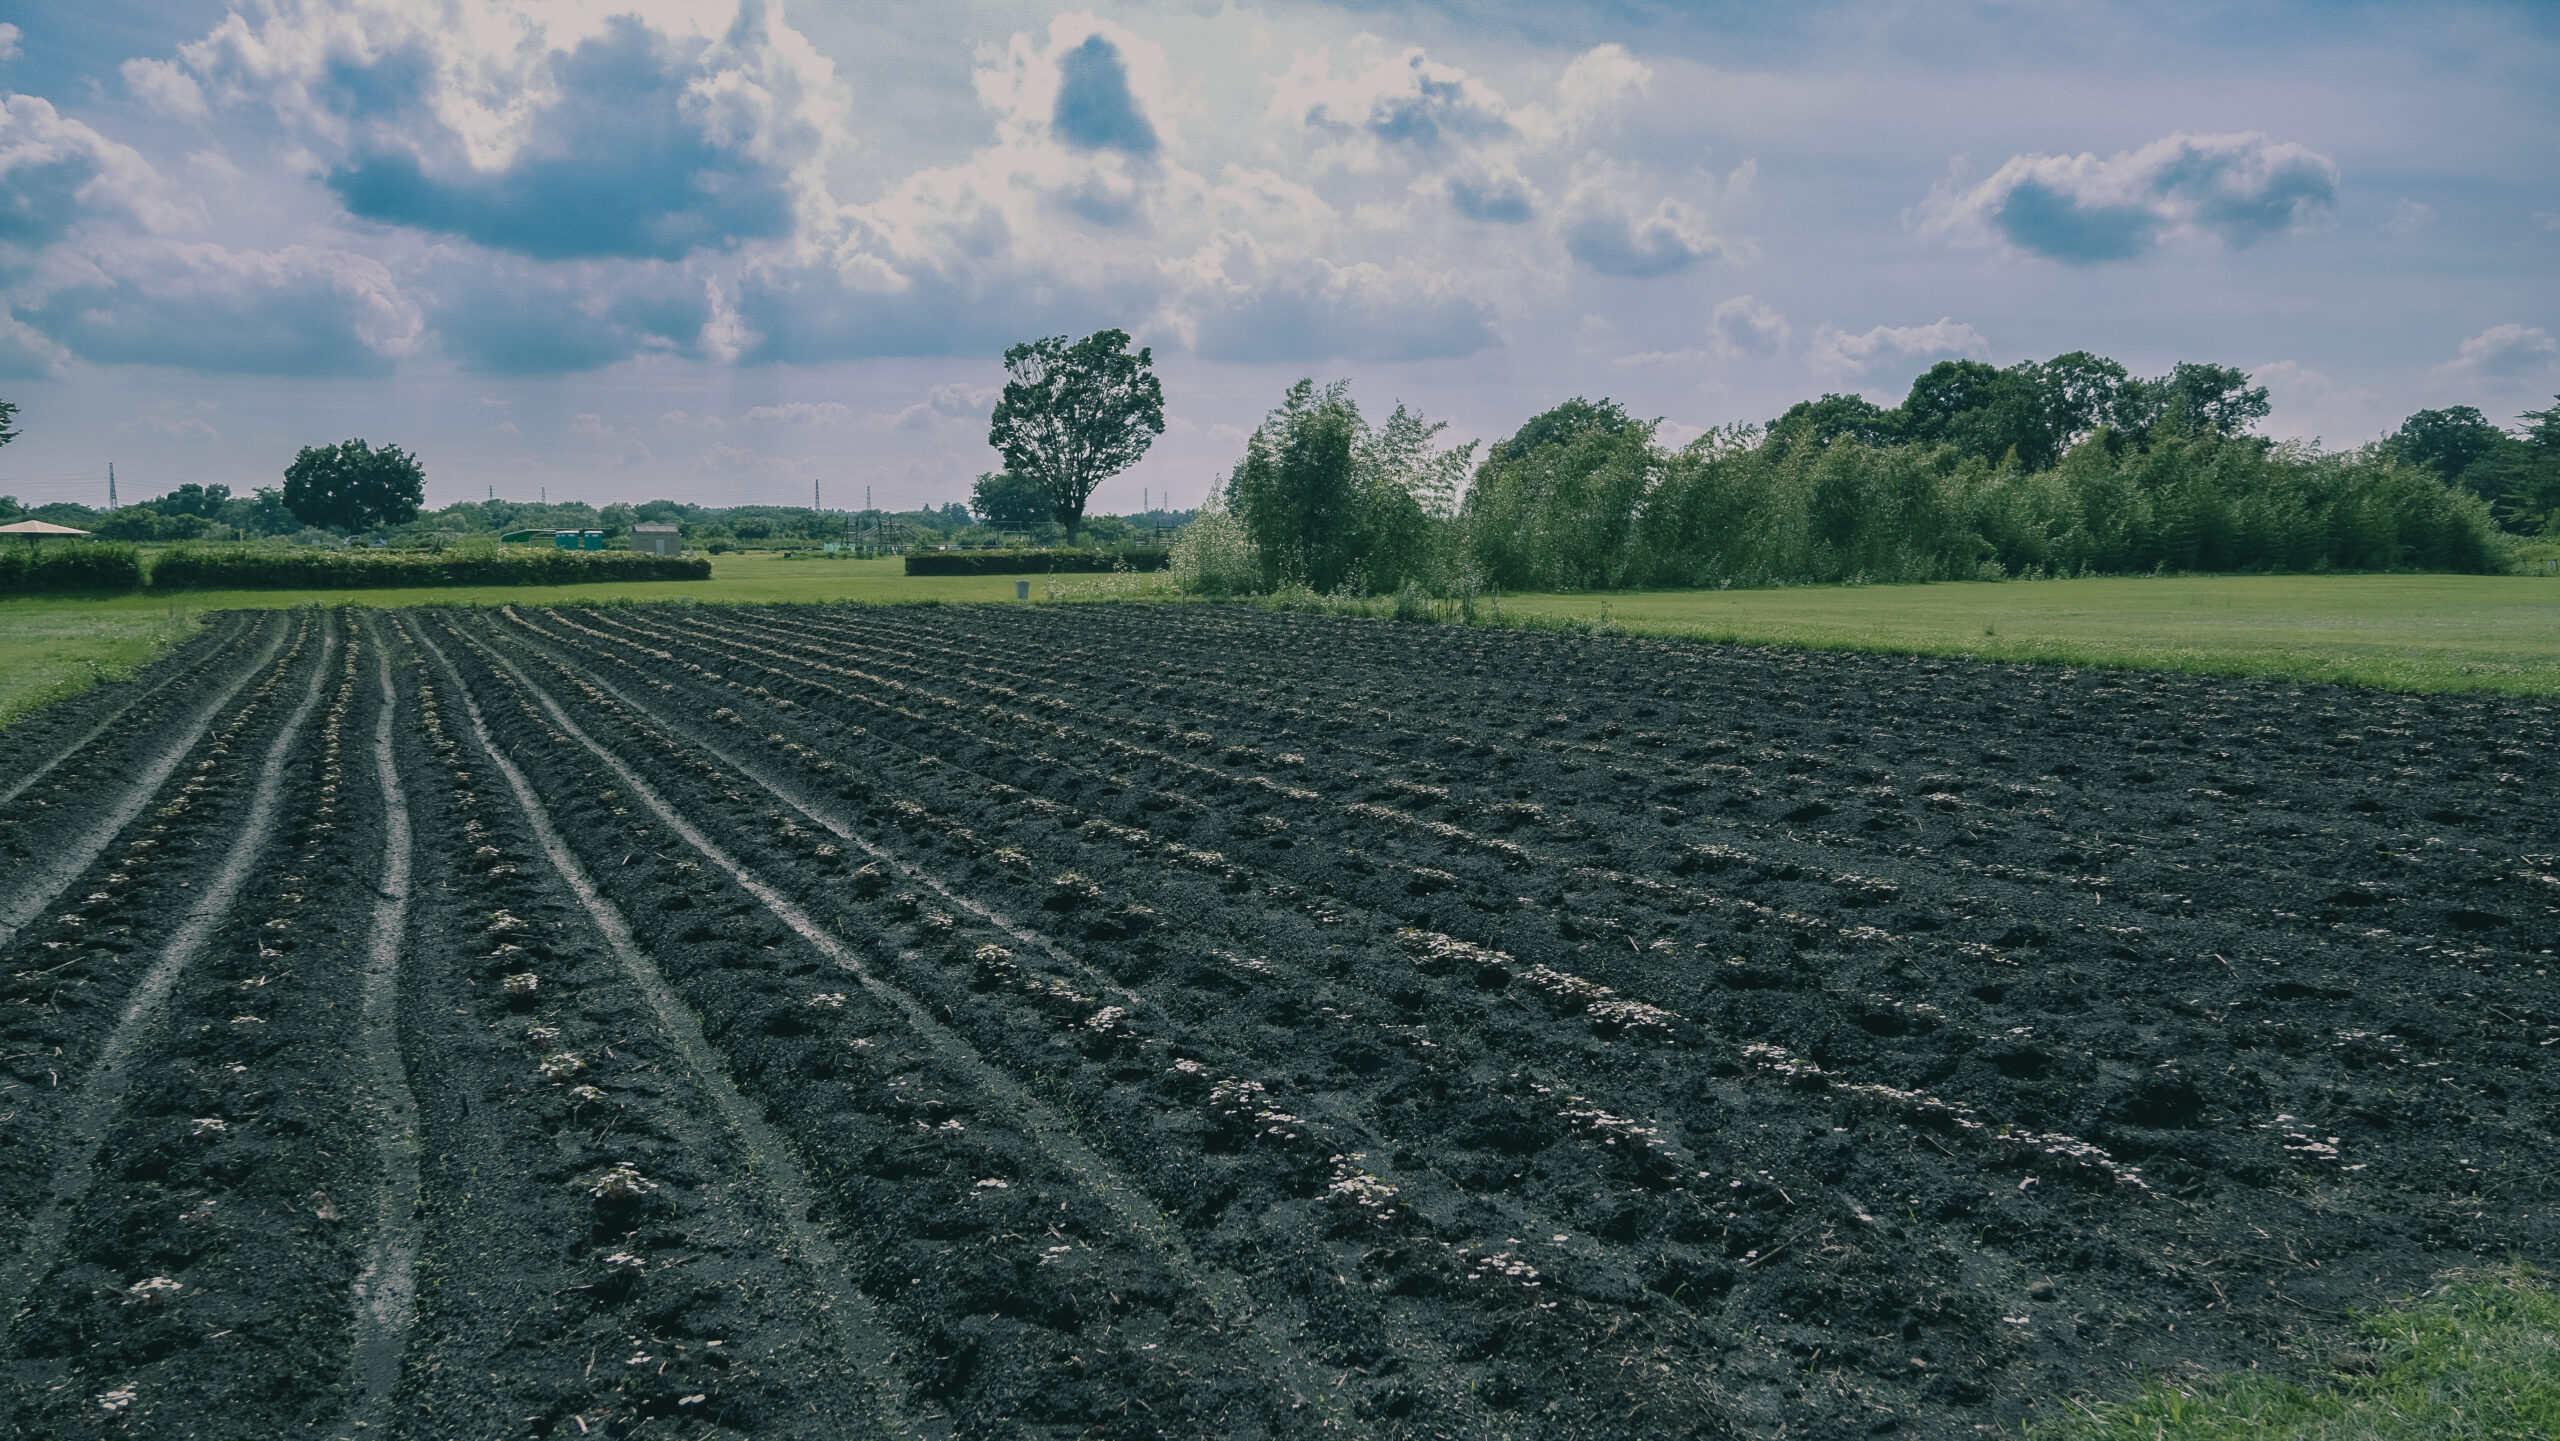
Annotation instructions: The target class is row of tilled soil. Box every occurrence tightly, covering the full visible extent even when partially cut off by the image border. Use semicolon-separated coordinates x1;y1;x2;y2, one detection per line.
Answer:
2;602;2550;1440
465;601;2556;1437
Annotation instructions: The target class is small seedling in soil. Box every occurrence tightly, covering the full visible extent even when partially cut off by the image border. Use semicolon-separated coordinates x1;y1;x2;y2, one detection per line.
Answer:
190;1117;227;1137
124;1276;184;1307
502;972;539;998
588;1163;655;1202
806;992;846;1010
538;1053;585;1082
568;1084;607;1107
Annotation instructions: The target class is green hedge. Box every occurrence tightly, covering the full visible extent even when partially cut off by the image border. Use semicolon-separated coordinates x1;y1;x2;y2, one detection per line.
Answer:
904;549;1171;576
148;548;710;590
0;544;146;593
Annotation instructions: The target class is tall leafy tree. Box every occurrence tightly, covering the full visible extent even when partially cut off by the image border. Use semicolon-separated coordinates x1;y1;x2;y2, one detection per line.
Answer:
1229;381;1364;591
149;482;233;519
1767;392;1901;450
281;439;425;533
987;328;1165;543
0;398;18;449
968;470;1050;528
1486;396;1639;465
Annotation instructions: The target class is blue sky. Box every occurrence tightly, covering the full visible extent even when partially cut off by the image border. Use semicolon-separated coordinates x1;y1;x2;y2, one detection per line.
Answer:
1;0;2554;514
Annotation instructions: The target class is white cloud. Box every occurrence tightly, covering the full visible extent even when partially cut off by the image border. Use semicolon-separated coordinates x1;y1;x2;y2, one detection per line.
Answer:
2387;199;2433;237
121;57;208;119
2251;359;2383;442
0;24;19;64
1557;158;1744;277
2437;323;2559;379
1807;317;1989;378
1270;41;1516;170
120;414;220;442
1916;131;2338;264
742;401;852;426
570;413;609;437
1552;45;1651;138
1709;294;1789;359
173;0;849;261
657;409;725;431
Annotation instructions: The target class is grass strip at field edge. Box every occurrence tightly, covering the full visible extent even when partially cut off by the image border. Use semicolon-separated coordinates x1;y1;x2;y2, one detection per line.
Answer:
2031;1263;2560;1440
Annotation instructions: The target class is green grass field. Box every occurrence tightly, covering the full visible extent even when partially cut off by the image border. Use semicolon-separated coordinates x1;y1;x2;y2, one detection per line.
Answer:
2032;1265;2560;1441
5;558;2557;731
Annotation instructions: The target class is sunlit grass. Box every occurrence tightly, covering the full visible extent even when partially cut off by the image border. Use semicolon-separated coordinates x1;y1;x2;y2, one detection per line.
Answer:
2032;1264;2560;1441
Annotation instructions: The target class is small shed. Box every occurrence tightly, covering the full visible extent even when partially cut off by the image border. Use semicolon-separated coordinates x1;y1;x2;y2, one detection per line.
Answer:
553;529;605;551
631;523;681;557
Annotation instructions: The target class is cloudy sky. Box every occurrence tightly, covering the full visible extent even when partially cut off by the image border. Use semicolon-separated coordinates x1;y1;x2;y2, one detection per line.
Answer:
2;1;2555;514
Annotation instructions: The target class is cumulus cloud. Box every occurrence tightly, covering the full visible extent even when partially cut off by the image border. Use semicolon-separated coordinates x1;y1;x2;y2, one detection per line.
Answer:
22;241;421;374
0;24;19;63
1917;131;2338;263
1161;232;1497;363
0;94;188;258
1709;294;1789;359
2437;323;2559;379
742;401;852;425
1807;317;1988;378
1271;42;1515;165
121;413;220;442
121;57;208;119
174;0;846;261
1052;33;1158;155
429;264;712;374
1559;160;1741;277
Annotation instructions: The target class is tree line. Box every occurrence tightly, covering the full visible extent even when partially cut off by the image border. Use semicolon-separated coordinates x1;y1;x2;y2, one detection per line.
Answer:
1173;357;2547;598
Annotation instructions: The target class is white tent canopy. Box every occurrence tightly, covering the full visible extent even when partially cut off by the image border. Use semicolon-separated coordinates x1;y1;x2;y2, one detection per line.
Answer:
0;520;93;538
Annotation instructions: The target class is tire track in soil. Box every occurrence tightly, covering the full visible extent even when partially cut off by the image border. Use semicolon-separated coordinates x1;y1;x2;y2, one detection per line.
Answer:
336;614;422;1438
0;621;334;1399
0;613;291;952
0;612;254;806
447;612;1371;1433
403;616;923;1439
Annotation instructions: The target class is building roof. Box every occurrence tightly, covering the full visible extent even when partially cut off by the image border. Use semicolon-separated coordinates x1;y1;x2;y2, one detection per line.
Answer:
633;522;680;532
0;519;93;536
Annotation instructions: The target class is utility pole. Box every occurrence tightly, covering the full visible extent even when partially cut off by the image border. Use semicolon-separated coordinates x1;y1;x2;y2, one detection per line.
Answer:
814;477;821;513
107;463;117;509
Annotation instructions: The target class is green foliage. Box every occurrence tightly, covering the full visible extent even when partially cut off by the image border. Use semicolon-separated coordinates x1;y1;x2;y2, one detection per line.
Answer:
988;328;1166;542
1168;502;1263;597
2032;1264;2560;1441
902;549;1169;577
0;543;145;593
146;548;707;590
1464;411;1658;590
0;397;17;448
1486;396;1640;466
2393;406;2507;482
282;438;426;533
970;470;1050;527
149;482;233;520
1768;392;1901;450
1225;380;1477;595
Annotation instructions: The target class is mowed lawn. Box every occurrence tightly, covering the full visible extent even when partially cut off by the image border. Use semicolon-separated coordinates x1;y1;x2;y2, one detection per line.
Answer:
4;558;2558;730
1498;572;2560;696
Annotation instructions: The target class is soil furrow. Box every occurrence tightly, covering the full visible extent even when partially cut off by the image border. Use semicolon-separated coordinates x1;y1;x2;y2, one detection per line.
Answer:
404;615;920;1438
0;614;292;952
447;612;1373;1432
0;612;258;807
338;613;423;1437
0;618;335;1426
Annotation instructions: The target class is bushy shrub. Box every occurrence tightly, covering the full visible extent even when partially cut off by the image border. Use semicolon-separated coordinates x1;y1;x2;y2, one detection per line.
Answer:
0;544;146;593
1168;504;1263;597
903;549;1170;576
146;548;709;590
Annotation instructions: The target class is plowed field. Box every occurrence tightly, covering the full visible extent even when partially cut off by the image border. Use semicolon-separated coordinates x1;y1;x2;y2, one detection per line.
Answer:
1;603;2553;1440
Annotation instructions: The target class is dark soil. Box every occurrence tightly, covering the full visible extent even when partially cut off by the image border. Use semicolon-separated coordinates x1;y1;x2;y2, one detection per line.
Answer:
0;601;2549;1439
